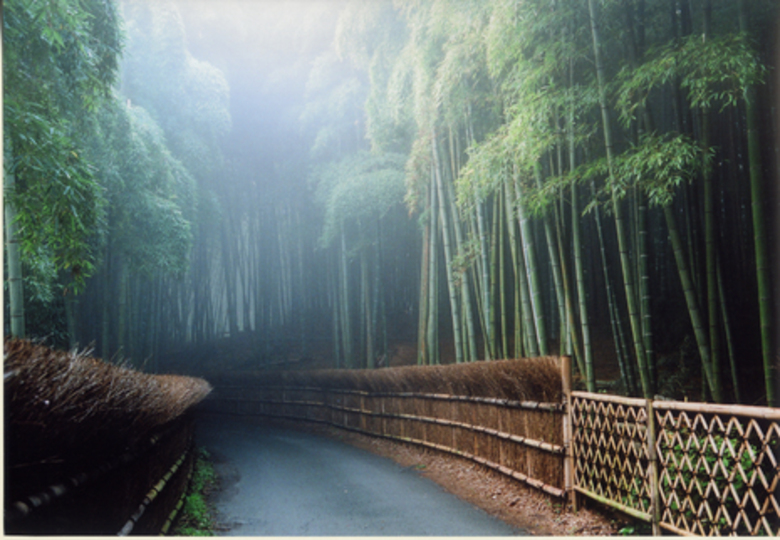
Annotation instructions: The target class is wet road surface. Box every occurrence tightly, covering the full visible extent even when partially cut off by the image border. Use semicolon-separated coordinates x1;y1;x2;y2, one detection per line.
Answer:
195;414;527;536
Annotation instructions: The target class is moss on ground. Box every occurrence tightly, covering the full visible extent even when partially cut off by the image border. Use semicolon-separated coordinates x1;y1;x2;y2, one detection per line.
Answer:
172;448;218;536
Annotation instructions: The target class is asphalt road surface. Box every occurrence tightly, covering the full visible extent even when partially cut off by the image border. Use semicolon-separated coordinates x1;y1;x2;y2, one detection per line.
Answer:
195;414;527;536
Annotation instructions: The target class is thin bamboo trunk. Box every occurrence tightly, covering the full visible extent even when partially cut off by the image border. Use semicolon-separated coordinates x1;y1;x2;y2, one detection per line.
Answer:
339;228;353;368
572;183;594;390
664;204;716;393
432;129;464;364
330;257;342;368
503;182;525;358
489;195;501;357
738;0;774;406
4;145;25;338
636;192;655;393
469;211;490;354
117;256;128;361
716;258;740;402
588;0;651;396
498;190;509;359
476;199;493;359
700;0;722;402
534;164;565;355
418;214;431;365
513;198;539;357
514;175;548;356
427;173;440;365
568;93;593;388
593;183;636;396
443;162;477;362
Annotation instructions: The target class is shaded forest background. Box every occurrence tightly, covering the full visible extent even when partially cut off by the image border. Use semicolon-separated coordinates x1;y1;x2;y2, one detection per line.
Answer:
4;0;780;406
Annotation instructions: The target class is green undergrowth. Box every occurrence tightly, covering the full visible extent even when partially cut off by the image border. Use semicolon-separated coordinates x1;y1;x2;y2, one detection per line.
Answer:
172;447;218;536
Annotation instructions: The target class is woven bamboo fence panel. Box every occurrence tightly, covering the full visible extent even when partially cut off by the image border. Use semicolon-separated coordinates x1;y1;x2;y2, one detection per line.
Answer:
206;386;566;498
572;391;780;536
654;401;780;536
570;392;655;522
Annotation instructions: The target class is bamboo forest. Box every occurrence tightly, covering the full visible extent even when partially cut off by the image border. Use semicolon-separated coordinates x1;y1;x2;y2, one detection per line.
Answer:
4;0;780;407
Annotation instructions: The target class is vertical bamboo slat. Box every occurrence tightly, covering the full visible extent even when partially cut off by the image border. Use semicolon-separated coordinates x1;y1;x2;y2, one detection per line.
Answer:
562;356;576;510
646;398;660;536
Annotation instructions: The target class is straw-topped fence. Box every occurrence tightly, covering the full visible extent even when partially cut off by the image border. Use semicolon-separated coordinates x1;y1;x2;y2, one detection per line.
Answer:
4;339;212;535
205;356;568;497
205;356;780;536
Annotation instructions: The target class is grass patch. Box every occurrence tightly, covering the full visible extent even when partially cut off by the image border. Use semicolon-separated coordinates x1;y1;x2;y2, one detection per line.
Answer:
173;448;218;536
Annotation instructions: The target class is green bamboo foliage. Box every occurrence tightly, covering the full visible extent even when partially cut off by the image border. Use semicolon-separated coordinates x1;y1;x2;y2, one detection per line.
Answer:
11;0;774;410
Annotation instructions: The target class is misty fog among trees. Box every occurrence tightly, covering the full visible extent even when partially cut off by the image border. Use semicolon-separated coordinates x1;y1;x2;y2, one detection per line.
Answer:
4;0;779;406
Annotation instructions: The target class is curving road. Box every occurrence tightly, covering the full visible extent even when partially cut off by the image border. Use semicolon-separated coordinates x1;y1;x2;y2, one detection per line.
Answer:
195;414;527;536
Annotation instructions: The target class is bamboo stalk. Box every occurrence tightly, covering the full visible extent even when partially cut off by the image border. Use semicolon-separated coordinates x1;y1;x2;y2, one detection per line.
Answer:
562;355;576;510
652;400;780;419
432;129;464;364
515;175;548;356
573;486;652;522
658;521;700;537
646;398;660;536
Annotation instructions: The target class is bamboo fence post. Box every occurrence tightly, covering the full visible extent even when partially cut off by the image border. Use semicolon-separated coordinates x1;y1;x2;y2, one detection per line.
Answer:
646;398;660;536
380;395;386;436
360;393;366;432
327;388;333;425
422;397;428;444
450;398;456;452
343;391;347;428
561;355;577;510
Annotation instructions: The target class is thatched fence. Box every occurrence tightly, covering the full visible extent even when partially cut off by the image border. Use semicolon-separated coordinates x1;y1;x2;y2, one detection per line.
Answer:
203;356;568;497
203;356;779;536
4;339;212;535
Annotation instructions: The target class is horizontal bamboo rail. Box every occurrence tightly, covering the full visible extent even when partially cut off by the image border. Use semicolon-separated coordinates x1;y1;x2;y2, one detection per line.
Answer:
571;390;647;407
652;399;780;419
218;385;564;412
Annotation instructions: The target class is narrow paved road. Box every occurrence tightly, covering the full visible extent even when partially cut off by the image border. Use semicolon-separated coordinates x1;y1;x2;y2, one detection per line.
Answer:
196;414;526;536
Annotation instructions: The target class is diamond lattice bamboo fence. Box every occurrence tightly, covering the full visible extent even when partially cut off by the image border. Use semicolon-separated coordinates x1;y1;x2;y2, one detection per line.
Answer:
571;391;780;536
570;392;658;529
654;401;780;536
